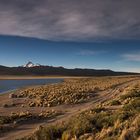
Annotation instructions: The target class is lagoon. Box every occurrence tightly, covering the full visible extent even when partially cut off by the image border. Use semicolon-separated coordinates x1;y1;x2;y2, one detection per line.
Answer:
0;78;63;94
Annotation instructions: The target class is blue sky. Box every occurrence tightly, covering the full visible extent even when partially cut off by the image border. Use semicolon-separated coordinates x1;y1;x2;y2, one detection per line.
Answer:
0;36;140;72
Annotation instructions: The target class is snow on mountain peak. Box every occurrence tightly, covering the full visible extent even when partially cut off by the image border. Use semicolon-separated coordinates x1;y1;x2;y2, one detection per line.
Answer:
23;61;41;68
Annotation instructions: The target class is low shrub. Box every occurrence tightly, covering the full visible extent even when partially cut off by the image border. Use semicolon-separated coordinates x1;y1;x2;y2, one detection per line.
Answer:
121;90;140;100
68;114;93;137
0;116;12;124
2;104;9;108
91;107;106;113
61;130;73;140
117;111;134;122
110;100;121;106
92;112;116;130
123;98;140;112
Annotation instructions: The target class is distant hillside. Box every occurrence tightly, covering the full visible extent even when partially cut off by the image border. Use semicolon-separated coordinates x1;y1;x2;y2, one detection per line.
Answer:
0;65;138;76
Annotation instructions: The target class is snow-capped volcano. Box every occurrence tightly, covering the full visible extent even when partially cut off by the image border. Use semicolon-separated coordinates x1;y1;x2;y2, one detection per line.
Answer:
23;61;41;68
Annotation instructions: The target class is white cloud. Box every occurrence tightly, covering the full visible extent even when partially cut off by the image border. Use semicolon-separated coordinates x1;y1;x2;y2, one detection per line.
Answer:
122;53;140;61
78;50;106;56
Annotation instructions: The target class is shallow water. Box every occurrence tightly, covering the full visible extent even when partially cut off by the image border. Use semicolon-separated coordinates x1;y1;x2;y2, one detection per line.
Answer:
0;78;63;94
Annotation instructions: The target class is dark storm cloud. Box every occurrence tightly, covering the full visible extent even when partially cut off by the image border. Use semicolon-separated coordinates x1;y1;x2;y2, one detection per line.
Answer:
0;0;140;41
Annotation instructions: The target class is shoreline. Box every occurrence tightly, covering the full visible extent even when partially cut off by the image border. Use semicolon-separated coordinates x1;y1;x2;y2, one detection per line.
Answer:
0;75;89;80
0;75;139;80
0;89;16;95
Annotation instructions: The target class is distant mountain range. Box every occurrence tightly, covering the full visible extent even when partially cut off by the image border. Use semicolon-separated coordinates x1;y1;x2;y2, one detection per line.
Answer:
0;61;139;76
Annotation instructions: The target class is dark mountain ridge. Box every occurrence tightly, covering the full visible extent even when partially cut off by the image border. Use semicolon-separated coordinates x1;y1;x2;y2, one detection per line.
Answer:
0;64;138;76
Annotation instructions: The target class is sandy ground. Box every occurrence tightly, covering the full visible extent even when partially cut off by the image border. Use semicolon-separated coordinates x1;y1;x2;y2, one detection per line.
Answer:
0;76;92;80
0;78;140;140
0;75;139;80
